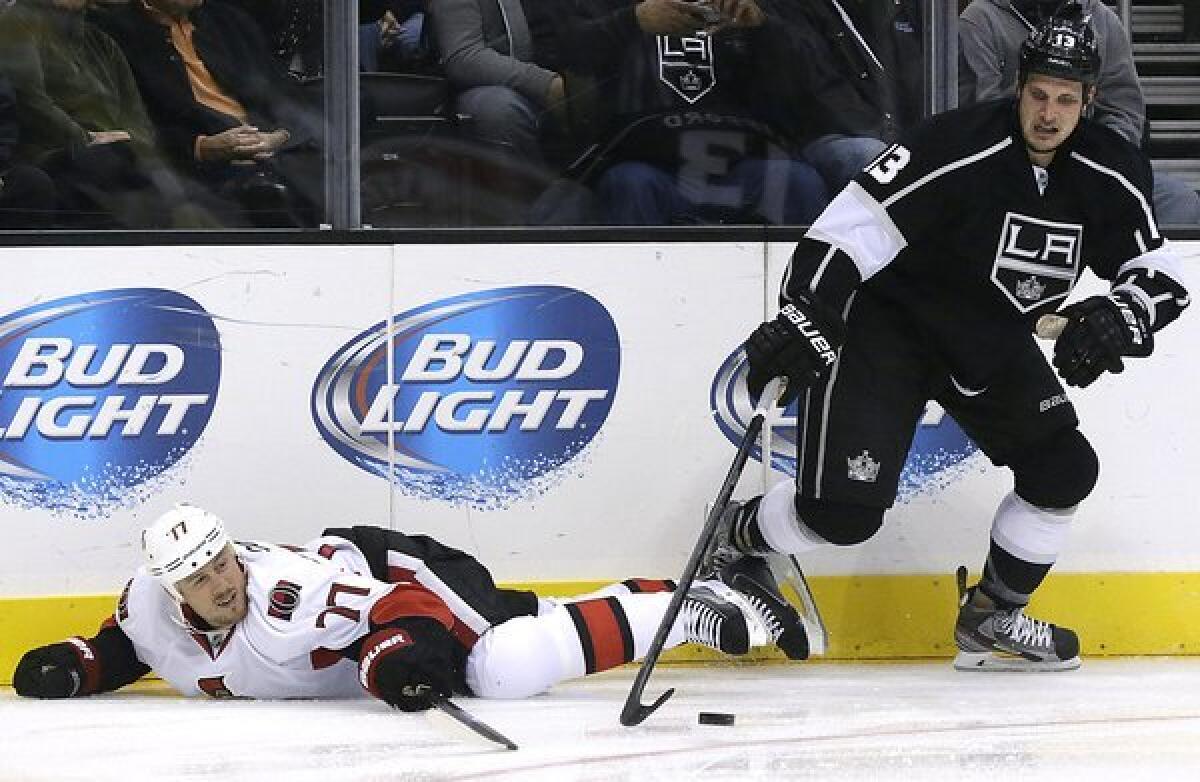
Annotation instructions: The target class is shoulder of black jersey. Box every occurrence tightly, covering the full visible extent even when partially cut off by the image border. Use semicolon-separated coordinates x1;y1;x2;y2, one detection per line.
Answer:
1069;119;1154;197
888;98;1015;173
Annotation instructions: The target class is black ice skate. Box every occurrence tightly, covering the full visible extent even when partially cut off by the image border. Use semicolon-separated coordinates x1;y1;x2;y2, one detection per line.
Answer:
682;581;770;655
953;566;1081;672
718;555;811;660
700;498;765;579
701;498;827;656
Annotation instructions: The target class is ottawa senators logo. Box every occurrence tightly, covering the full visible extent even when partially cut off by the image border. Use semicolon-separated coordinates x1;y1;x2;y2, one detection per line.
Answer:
197;676;235;698
268;579;302;621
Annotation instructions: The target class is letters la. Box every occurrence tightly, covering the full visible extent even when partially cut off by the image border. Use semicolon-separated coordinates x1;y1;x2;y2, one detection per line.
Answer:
658;34;716;104
991;212;1083;313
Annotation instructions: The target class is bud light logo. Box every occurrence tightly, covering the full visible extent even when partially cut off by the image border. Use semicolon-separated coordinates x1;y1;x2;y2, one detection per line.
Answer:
0;289;221;516
312;286;620;509
710;348;979;499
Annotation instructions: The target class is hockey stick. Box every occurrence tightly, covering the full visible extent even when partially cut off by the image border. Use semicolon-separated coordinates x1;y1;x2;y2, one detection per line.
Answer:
619;377;785;727
757;382;828;656
1035;313;1068;340
428;695;518;751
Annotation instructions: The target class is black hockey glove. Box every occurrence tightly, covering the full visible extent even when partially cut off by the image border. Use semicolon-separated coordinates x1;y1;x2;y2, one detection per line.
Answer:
745;298;844;405
13;641;89;698
1052;292;1153;388
360;617;463;712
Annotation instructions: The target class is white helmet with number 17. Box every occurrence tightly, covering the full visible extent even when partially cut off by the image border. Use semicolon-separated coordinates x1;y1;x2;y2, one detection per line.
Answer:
142;504;232;600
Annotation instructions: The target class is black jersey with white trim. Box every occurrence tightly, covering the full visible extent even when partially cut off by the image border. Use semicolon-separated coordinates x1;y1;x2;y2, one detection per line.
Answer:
783;98;1188;386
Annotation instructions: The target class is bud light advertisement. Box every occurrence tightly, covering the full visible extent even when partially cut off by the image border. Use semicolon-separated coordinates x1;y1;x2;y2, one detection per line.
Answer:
312;286;620;509
0;289;221;516
710;347;979;499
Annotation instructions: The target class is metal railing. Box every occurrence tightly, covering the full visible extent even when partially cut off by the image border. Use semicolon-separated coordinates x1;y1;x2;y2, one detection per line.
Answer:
924;0;959;115
1117;0;1132;40
323;0;361;229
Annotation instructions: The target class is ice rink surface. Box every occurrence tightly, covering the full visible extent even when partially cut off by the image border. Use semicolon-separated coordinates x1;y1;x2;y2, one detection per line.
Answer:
4;659;1200;781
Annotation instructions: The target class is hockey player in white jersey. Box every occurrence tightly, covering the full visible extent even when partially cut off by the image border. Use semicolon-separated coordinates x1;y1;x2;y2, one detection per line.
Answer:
705;7;1189;672
13;504;807;708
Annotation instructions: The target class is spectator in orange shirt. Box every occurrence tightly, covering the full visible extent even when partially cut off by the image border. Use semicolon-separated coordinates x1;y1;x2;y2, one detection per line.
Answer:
93;0;324;226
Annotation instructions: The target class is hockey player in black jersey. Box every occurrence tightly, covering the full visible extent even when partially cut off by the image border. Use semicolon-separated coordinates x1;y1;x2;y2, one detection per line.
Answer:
704;7;1189;671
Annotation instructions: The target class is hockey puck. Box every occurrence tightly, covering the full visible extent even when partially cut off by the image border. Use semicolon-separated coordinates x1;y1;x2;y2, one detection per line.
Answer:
697;712;736;726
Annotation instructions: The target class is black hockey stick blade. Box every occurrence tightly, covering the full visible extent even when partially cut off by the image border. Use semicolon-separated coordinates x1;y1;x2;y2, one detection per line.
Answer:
619;378;784;727
430;696;518;751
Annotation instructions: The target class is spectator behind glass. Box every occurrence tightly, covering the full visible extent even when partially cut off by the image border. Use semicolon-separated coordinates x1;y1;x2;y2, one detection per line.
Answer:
0;0;232;227
769;0;924;194
427;0;565;182
225;0;323;79
360;1;430;72
92;0;325;227
527;0;829;226
959;0;1200;226
0;74;57;228
227;1;431;77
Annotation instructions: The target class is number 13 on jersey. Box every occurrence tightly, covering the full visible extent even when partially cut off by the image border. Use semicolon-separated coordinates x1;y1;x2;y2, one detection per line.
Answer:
867;144;912;185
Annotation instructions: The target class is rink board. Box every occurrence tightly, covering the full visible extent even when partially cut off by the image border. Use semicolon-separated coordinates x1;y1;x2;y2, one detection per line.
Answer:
3;570;1200;684
0;240;1196;680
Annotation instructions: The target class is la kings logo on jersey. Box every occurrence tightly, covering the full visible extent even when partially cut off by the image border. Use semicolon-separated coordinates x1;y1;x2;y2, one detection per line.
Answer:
658;33;715;104
991;212;1082;313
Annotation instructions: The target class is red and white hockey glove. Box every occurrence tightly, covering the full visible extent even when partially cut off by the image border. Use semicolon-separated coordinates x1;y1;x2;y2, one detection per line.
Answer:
359;617;463;712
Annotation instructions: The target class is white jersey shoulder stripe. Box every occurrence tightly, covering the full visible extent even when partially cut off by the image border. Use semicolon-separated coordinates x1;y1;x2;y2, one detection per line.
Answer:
806;182;907;282
1117;240;1184;282
881;137;1013;209
1115;241;1190;325
1069;151;1160;241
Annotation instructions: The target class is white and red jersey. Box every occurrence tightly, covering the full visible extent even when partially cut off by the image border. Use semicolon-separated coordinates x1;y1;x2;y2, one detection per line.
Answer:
116;537;452;699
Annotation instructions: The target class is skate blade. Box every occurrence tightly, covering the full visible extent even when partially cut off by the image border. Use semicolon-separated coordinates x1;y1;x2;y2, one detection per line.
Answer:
767;552;827;656
953;650;1082;672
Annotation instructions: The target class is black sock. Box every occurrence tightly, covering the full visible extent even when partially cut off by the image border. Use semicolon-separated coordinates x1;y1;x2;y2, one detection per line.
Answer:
978;540;1052;609
732;497;770;554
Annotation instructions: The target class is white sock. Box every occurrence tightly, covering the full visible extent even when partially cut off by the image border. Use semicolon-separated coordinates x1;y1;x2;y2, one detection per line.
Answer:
757;480;828;554
990;491;1074;565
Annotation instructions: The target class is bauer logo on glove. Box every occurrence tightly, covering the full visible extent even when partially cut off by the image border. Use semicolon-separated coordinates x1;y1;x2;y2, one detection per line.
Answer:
744;297;845;405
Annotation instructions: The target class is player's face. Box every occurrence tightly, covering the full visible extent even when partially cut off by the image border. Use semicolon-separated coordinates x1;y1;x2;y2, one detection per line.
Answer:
175;545;248;628
1018;74;1093;165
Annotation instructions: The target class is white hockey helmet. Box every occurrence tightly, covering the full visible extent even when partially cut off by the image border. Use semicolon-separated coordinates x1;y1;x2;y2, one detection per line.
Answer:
141;504;233;599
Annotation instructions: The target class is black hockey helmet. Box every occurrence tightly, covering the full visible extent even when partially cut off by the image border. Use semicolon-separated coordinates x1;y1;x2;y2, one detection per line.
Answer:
1018;2;1101;86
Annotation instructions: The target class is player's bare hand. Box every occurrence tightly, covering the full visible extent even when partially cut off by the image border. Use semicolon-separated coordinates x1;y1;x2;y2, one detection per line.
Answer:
635;0;708;35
